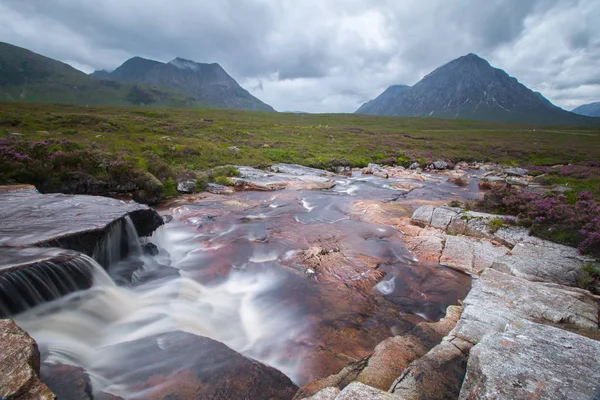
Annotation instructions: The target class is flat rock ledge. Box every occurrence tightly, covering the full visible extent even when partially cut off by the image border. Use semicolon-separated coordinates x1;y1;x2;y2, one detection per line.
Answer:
298;205;600;400
0;185;163;256
232;165;336;191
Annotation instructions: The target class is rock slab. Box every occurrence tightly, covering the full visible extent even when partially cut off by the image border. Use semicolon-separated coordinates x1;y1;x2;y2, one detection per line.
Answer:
0;319;56;399
459;319;600;400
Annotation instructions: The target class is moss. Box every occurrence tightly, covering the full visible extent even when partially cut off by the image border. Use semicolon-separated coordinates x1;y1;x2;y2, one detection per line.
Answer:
487;218;504;234
213;175;234;186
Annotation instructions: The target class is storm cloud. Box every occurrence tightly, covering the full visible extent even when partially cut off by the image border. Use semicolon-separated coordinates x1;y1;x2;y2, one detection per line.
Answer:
0;0;598;112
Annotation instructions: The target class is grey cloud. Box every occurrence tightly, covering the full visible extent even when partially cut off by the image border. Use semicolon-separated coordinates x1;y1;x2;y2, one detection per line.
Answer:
0;0;598;112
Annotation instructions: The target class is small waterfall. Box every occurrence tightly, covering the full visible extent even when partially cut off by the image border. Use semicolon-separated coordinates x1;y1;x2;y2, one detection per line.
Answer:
0;252;110;318
93;215;143;268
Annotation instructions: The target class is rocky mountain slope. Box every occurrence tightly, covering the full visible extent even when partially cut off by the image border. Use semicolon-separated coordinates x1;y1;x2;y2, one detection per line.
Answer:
0;41;200;108
572;101;600;117
92;57;275;112
357;53;600;125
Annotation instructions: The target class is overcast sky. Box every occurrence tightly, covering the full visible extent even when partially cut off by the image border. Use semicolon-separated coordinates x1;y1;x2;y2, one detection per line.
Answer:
1;0;598;113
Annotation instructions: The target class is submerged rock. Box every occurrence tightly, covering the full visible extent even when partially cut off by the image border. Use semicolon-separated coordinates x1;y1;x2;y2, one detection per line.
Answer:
0;319;56;400
96;330;298;400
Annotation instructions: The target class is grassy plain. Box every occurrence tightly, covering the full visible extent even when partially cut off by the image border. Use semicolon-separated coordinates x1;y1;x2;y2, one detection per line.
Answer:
1;102;599;200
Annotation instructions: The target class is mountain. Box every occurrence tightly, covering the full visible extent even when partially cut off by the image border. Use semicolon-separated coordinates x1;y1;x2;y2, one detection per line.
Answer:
93;56;275;112
572;102;600;117
356;53;599;125
0;41;201;108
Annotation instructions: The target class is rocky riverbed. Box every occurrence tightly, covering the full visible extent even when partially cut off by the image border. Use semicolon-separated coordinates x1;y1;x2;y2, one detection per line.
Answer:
1;163;598;400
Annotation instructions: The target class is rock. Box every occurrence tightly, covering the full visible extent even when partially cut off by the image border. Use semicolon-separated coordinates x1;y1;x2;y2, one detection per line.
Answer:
176;179;197;193
336;382;399;399
228;145;240;153
429;161;448;170
302;387;341;400
505;177;528;186
453;269;598;345
373;170;389;179
297;307;463;396
390;337;472;400
97;330;298;400
335;166;352;176
40;363;92;400
459;319;600;400
0;188;163;255
389;182;424;193
411;205;435;227
492;237;594;286
0;248;96;316
478;176;506;189
504;167;528;177
363;163;385;175
270;163;334;177
10;132;22;136
409;162;420;170
403;234;444;263
430;207;460;230
0;319;56;400
440;235;509;275
233;166;335;191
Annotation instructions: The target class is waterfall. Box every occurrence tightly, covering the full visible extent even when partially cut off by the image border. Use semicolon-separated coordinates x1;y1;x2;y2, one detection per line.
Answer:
0;252;111;318
92;215;143;268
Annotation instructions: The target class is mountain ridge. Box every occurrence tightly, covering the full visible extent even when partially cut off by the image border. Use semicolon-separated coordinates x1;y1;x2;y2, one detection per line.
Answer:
0;41;202;108
356;53;599;125
572;102;600;117
92;56;275;112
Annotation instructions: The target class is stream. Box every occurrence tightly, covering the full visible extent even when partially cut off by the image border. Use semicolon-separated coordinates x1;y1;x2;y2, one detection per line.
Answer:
11;169;484;398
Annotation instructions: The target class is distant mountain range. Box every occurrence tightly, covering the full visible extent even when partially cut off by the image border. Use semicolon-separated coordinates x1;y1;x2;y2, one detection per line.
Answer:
0;41;274;111
0;41;201;108
356;53;600;125
91;57;274;112
572;102;600;117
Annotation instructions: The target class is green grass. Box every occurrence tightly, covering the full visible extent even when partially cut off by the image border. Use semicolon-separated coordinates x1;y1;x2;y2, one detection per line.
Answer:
1;102;599;202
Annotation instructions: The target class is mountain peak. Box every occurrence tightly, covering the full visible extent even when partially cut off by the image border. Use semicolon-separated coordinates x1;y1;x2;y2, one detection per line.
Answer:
168;57;221;72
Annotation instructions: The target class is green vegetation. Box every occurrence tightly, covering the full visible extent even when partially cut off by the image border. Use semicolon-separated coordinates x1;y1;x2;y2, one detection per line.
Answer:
577;262;600;294
487;218;504;234
1;102;600;203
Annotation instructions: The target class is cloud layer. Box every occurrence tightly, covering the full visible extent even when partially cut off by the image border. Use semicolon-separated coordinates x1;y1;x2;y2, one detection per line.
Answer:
1;0;598;112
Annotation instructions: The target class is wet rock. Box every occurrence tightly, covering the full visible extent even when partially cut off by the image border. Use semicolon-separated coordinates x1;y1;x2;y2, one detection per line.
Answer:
504;167;528;177
270;163;334;177
409;162;420;170
41;363;92;400
0;248;96;316
0;188;163;255
97;330;298;400
492;237;594;286
373;170;389;179
459;319;600;400
205;182;234;194
454;269;598;345
233;166;335;191
176;179;197;193
440;236;509;275
429;161;448;170
390;336;472;400
389;181;424;193
0;319;56;400
297;307;463;396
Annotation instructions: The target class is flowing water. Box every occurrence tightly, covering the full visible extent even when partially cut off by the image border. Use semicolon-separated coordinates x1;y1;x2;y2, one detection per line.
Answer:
10;171;483;398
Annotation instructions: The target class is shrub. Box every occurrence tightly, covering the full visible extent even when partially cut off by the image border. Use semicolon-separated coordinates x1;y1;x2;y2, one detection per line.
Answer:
475;188;600;256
